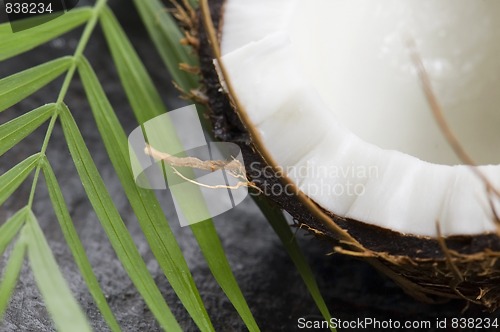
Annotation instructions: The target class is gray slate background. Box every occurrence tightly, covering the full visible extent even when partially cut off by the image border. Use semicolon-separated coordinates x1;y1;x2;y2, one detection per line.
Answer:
1;1;499;331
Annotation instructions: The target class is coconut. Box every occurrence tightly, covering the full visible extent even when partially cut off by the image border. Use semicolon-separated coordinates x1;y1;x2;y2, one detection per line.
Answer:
182;0;500;310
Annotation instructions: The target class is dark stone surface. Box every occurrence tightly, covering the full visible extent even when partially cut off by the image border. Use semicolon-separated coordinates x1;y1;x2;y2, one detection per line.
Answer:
1;1;500;331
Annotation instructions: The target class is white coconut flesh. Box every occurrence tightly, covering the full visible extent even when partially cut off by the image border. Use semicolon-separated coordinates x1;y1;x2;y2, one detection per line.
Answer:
217;0;500;237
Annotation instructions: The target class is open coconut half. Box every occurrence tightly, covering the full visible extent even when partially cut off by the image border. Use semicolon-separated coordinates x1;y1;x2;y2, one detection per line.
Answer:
195;0;500;309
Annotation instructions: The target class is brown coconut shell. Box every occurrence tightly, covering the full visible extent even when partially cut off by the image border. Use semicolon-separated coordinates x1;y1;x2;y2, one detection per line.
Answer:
179;0;500;310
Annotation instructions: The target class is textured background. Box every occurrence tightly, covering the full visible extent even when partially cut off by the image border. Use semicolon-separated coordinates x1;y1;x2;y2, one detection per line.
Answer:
1;1;499;331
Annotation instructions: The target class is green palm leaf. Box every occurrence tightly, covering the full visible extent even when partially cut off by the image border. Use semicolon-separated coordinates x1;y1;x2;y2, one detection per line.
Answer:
77;56;214;332
0;8;92;61
0;104;55;157
0;154;40;207
0;208;29;256
0;58;72;112
254;196;335;332
99;6;167;123
58;103;182;331
132;0;198;91
40;157;121;332
0;226;28;319
25;210;92;332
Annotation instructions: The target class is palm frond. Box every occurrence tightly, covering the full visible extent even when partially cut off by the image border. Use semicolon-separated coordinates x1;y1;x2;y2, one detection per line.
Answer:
78;56;214;332
59;103;182;331
0;154;41;206
0;104;55;157
25;210;92;332
0;221;28;319
253;196;334;331
0;8;92;61
0;208;28;258
0;58;72;112
41;157;121;332
133;0;198;91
